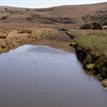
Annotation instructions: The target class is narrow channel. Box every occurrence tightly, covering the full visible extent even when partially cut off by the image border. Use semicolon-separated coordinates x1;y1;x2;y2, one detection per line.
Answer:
0;45;107;107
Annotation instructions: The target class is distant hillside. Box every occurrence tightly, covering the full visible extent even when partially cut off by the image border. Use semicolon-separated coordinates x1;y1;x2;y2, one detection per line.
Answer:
0;2;107;29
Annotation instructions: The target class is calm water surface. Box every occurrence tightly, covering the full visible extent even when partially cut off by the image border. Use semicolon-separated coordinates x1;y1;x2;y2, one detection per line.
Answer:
0;45;107;107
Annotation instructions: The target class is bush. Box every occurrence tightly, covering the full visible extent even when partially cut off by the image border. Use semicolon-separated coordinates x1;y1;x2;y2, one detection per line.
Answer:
103;22;107;25
58;28;67;31
0;16;8;20
80;23;102;30
91;22;102;30
80;24;92;29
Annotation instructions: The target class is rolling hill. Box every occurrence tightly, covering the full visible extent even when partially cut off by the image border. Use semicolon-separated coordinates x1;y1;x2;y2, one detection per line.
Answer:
0;2;107;29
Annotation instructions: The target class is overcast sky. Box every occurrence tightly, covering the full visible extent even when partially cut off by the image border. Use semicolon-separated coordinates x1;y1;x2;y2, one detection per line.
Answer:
0;0;106;8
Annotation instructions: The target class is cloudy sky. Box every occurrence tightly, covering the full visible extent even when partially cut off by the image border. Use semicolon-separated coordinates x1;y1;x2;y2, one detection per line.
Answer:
0;0;106;8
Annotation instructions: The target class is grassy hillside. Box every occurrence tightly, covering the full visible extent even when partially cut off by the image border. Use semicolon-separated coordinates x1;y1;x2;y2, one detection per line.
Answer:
0;2;107;29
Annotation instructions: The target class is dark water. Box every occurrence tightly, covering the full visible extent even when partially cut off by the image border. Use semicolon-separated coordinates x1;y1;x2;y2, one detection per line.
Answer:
0;45;107;107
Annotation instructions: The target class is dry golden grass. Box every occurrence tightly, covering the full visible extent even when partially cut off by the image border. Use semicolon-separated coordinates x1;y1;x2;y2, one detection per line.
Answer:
0;28;70;52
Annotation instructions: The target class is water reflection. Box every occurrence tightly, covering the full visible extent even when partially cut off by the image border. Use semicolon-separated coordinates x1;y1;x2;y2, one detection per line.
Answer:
0;45;107;107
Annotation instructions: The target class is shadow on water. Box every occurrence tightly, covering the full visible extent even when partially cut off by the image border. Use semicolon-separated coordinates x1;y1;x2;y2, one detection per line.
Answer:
0;45;107;107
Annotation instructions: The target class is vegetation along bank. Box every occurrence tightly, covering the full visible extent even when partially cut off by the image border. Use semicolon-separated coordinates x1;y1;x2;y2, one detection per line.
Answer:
67;29;107;89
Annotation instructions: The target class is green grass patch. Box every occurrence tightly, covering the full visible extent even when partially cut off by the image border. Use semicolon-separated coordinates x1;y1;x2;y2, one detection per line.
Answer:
68;29;107;57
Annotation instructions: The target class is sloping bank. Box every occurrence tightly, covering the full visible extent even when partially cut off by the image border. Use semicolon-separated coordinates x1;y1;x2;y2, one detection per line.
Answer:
67;29;107;89
0;28;71;53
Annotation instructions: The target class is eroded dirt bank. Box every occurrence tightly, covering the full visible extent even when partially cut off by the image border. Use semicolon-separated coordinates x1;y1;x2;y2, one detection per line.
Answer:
67;29;107;89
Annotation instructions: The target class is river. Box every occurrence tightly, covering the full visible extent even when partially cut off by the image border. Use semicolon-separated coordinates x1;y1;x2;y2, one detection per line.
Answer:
0;45;107;107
